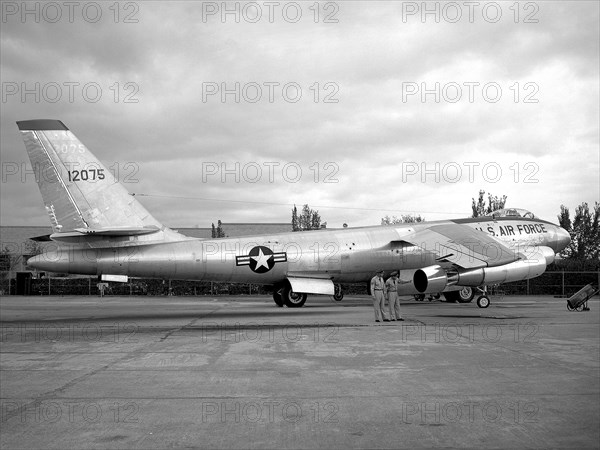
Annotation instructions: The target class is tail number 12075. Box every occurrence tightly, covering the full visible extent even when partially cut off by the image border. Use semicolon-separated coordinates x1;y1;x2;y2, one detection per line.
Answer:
68;168;105;182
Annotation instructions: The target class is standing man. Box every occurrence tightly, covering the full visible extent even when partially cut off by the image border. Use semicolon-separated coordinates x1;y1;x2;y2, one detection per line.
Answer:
370;269;389;322
386;271;404;321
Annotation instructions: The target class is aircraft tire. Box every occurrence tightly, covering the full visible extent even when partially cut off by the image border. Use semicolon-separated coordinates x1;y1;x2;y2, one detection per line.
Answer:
476;295;490;308
457;287;475;303
273;290;284;307
443;292;458;303
282;285;307;308
332;284;343;301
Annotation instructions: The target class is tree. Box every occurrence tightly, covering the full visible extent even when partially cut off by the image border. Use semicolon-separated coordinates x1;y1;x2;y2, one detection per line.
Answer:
0;246;16;294
211;220;226;238
557;202;600;264
471;190;507;217
381;214;425;225
557;205;572;258
0;246;14;272
292;204;321;231
291;205;299;231
25;240;44;257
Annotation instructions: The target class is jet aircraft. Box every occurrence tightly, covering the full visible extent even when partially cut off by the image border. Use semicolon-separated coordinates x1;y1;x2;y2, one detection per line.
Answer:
17;119;571;308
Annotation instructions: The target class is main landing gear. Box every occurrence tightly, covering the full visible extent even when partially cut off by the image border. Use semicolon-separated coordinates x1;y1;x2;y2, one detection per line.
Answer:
331;284;344;302
414;293;441;302
272;282;307;308
443;286;490;308
272;289;284;307
443;287;475;303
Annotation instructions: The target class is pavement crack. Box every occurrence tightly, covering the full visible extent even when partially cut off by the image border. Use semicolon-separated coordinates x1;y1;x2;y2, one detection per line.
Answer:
158;307;221;341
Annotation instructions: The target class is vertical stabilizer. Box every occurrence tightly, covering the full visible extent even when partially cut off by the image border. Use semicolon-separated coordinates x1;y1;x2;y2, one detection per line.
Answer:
17;119;164;234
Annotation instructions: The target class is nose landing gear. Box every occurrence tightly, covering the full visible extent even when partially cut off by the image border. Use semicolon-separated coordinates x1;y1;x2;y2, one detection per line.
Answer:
475;286;490;308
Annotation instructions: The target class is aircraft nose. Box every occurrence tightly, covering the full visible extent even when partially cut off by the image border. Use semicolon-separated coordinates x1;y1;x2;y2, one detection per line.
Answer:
555;227;571;252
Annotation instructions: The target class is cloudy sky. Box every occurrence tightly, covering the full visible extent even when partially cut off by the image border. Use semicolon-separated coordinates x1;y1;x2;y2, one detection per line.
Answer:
1;1;598;229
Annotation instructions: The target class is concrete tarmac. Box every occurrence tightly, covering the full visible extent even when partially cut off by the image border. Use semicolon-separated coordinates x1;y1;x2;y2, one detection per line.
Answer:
1;294;598;449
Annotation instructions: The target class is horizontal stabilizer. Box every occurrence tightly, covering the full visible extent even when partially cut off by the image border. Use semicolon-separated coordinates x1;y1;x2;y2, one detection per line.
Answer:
49;226;160;242
74;226;160;236
30;234;52;242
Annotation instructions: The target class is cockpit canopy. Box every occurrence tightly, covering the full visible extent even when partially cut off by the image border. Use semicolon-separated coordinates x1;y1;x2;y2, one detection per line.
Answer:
489;208;538;219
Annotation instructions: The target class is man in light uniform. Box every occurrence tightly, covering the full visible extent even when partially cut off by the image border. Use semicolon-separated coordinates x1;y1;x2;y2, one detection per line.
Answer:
370;269;389;322
385;271;404;321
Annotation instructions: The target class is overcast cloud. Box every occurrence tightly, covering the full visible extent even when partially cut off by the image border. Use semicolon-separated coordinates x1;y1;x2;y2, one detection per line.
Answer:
1;1;598;228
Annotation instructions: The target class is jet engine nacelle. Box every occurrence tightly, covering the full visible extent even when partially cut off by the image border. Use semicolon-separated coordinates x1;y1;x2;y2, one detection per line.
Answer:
448;246;552;287
398;246;554;295
396;265;447;295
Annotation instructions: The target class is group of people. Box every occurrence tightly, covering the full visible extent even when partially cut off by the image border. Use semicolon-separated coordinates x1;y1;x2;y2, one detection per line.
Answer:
370;269;404;322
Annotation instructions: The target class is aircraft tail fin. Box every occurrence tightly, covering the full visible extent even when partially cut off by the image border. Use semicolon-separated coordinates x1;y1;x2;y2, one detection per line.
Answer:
17;119;165;235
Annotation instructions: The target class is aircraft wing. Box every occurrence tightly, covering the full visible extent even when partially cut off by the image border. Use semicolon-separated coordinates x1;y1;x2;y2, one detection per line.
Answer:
401;224;518;269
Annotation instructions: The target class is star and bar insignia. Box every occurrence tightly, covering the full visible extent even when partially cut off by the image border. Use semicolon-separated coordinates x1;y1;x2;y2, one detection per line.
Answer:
236;246;287;274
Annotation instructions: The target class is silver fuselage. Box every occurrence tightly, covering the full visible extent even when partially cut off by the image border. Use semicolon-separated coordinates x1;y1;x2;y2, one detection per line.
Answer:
29;216;571;285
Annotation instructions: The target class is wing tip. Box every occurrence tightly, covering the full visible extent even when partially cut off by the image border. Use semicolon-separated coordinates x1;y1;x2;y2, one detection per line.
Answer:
17;119;69;131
